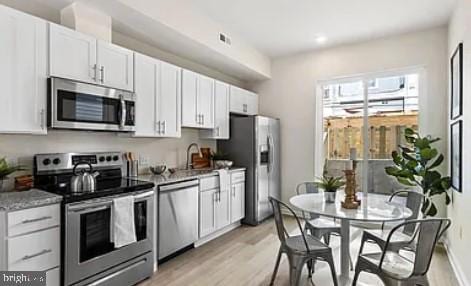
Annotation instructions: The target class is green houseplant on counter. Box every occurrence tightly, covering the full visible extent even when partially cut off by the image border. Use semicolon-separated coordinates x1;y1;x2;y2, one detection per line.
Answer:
314;175;346;203
0;158;25;192
385;128;451;216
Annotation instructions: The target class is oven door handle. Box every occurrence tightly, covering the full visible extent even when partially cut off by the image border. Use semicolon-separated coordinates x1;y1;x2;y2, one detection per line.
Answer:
68;190;155;213
120;94;126;129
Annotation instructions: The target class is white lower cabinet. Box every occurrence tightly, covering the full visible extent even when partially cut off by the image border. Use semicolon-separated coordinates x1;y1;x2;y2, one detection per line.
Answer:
0;203;61;286
231;182;245;223
199;172;245;239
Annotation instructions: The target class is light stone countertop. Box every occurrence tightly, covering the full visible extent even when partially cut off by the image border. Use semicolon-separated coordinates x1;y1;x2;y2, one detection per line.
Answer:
137;167;246;187
0;189;62;212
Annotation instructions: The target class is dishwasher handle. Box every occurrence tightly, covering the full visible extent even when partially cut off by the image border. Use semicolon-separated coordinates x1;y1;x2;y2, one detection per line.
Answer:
159;180;199;192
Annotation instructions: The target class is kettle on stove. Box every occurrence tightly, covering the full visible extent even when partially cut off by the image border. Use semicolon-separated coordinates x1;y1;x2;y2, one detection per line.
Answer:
71;162;100;193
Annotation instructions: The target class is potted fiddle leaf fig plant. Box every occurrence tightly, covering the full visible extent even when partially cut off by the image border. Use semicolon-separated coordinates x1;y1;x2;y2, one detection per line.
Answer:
385;128;451;216
0;158;25;192
314;175;345;203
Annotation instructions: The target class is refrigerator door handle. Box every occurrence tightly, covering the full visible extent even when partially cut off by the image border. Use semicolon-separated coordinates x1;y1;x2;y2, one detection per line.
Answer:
266;136;271;173
268;135;274;174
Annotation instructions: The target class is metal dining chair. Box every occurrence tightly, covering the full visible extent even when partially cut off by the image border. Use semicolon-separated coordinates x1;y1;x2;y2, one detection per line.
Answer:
353;218;451;286
359;190;425;253
296;182;353;269
268;196;338;286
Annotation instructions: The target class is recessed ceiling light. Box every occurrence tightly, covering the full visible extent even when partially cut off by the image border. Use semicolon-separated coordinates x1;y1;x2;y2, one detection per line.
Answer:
316;36;327;44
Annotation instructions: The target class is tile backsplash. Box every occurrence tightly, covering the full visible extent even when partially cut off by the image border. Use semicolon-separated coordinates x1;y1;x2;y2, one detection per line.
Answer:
0;129;216;189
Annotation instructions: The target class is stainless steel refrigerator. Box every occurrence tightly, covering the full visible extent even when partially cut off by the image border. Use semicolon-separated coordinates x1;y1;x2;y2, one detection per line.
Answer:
218;115;281;225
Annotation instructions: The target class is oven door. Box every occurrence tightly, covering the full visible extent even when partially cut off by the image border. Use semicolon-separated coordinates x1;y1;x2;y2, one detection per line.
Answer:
64;190;153;286
49;78;135;132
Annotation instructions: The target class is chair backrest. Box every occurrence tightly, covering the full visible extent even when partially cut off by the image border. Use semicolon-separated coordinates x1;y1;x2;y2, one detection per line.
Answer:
296;182;320;220
389;190;424;235
382;218;451;277
268;196;311;252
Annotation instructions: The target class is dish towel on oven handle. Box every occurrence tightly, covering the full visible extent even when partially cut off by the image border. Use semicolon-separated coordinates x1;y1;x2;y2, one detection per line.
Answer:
216;169;230;193
111;195;137;248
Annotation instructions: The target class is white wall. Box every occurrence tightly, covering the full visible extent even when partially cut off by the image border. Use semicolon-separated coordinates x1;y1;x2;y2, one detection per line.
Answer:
446;0;471;285
251;27;449;209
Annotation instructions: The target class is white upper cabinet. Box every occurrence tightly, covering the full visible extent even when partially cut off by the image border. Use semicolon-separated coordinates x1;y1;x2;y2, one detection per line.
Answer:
197;75;215;129
229;86;259;115
97;40;134;91
0;6;48;134
49;24;134;91
181;70;215;129
134;53;181;138
200;81;229;139
49;23;97;85
158;61;181;137
134;53;156;137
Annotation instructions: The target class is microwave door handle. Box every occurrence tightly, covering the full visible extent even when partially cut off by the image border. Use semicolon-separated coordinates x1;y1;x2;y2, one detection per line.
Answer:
120;95;126;128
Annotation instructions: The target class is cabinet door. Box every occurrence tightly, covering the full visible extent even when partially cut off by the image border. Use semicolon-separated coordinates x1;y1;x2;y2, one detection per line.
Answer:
49;23;97;84
216;189;231;229
181;70;199;128
97;40;134;91
246;92;259;115
229;86;246;114
158;61;181;138
199;189;217;238
197;75;215;129
200;81;229;139
133;53;157;137
0;6;47;134
231;182;245;223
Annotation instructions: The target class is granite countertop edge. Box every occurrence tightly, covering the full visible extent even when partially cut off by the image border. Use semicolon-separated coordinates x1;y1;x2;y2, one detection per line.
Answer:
138;167;247;187
0;189;63;212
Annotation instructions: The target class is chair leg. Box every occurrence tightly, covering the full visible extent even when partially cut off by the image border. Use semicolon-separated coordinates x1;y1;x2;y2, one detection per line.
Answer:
349;253;354;271
288;254;306;286
358;233;367;255
352;268;361;286
324;252;338;286
270;248;282;286
323;233;331;245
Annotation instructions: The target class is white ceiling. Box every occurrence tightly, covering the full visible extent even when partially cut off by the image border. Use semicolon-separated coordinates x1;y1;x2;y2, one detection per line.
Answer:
184;0;456;57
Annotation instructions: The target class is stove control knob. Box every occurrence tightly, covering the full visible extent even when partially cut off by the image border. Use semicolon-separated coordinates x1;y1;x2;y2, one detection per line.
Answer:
112;155;119;161
106;156;112;162
42;158;51;166
99;156;105;162
53;158;61;165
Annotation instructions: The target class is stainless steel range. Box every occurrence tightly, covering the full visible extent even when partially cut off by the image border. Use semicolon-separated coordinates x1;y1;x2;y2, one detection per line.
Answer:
34;152;155;286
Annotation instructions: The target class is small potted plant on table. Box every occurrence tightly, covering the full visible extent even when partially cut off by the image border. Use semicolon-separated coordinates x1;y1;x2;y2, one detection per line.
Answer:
314;175;345;203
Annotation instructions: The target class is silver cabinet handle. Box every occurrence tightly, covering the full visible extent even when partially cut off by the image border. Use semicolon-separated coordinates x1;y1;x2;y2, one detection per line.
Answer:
202;114;205;125
40;109;45;130
22;216;52;224
216;127;220;137
156;121;161;134
243;104;248;113
92;64;98;81
163;121;166;134
199;114;203;125
22;249;52;261
100;66;105;83
119;94;126;128
195;114;200;125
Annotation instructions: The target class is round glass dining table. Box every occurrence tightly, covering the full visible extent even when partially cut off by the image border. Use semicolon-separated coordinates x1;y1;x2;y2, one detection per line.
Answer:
289;192;413;285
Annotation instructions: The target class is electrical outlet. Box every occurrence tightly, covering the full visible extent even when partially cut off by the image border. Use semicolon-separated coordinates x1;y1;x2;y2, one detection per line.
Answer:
139;155;149;166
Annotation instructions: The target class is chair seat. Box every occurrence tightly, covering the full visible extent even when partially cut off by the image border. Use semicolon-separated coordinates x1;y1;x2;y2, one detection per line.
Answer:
360;252;414;279
365;228;413;244
306;217;340;230
285;234;330;253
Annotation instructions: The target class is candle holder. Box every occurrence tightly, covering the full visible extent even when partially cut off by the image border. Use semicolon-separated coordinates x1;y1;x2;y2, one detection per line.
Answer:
342;169;359;209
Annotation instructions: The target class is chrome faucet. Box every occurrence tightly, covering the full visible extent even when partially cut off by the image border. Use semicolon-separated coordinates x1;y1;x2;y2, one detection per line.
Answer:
186;143;202;169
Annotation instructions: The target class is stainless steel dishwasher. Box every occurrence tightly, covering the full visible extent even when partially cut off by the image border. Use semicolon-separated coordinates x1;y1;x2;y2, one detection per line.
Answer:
158;179;199;260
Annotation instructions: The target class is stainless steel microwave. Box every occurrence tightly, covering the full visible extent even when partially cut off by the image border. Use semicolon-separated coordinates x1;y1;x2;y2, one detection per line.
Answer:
48;78;135;132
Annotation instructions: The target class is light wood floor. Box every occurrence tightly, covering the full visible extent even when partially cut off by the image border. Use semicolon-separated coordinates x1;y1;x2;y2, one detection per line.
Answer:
140;217;459;286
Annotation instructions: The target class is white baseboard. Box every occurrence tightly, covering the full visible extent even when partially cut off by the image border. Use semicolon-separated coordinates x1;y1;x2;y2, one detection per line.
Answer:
443;239;470;286
194;221;241;247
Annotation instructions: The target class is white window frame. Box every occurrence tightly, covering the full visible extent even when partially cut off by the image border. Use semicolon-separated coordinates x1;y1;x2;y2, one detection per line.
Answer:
314;66;426;196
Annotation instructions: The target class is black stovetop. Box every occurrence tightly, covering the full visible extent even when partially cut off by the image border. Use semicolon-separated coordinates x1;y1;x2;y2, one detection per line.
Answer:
35;176;154;203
